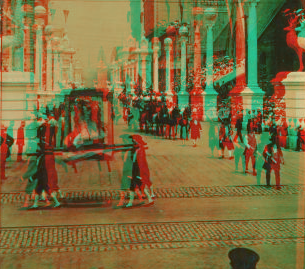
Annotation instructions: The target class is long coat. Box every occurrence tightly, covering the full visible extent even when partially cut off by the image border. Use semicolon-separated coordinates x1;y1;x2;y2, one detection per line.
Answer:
136;146;151;189
120;150;132;191
190;120;202;140
35;150;59;195
263;143;283;171
17;127;25;146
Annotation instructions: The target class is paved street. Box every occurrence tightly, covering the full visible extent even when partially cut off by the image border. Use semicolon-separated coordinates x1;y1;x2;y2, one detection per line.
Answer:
1;119;305;268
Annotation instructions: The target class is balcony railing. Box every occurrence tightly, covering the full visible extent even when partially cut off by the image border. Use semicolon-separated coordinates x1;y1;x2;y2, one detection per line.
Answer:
197;0;227;7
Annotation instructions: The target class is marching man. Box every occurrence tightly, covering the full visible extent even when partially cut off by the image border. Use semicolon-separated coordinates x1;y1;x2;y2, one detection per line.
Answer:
126;135;154;208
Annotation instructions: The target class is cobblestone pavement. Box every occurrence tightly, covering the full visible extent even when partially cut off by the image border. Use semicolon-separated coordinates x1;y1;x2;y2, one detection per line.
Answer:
0;218;304;254
1;184;304;204
2;122;305;194
1;121;305;268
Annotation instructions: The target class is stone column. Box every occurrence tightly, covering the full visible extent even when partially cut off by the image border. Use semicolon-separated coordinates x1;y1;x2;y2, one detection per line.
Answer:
152;38;160;93
146;53;152;90
111;66;115;84
46;37;52;91
164;38;173;102
190;7;204;120
141;52;147;92
202;7;218;121
205;25;215;93
136;51;141;84
239;0;264;130
230;0;247;126
13;30;24;71
247;0;260;90
118;65;121;82
124;63;127;82
34;24;43;89
192;7;203;91
193;23;201;88
132;65;135;82
23;22;31;72
52;38;61;92
243;0;264;112
235;0;246;90
178;25;189;109
69;51;75;82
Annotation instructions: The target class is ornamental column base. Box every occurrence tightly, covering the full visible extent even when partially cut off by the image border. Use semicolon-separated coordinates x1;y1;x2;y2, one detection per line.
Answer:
279;72;305;150
165;93;176;109
178;92;189;110
240;87;264;131
190;91;203;121
202;91;218;122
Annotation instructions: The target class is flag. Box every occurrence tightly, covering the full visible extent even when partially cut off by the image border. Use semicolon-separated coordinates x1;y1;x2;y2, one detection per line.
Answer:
179;0;184;22
165;0;170;23
63;10;69;25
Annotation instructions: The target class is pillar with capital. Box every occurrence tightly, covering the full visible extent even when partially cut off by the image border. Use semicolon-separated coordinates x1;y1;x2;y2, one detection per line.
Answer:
243;0;264;115
230;0;247;125
140;37;152;93
23;20;31;72
164;37;173;103
135;50;140;84
190;6;204;120
152;37;160;93
69;49;76;83
193;12;202;89
141;52;148;92
178;24;189;110
46;36;52;91
52;37;61;92
202;7;218;121
34;19;44;90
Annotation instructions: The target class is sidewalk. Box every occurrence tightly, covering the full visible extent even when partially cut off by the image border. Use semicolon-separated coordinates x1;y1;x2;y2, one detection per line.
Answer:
1;121;305;193
1;120;305;269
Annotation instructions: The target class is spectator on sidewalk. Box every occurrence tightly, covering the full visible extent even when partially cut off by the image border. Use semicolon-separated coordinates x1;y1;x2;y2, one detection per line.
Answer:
49;114;58;148
233;130;245;172
219;120;234;159
278;117;288;149
244;130;257;176
0;124;14;180
234;112;243;143
189;118;202;147
269;119;278;144
179;115;188;145
16;121;26;162
263;138;284;189
296;125;305;151
246;111;253;134
60;111;66;148
256;109;263;134
255;135;265;185
228;248;260;269
208;121;219;157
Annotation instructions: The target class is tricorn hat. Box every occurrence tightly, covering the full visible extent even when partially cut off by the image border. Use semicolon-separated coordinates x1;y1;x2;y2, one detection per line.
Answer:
130;135;147;146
